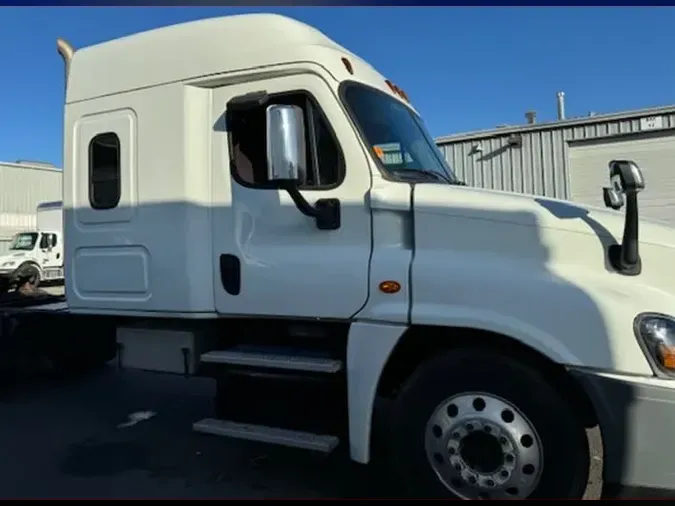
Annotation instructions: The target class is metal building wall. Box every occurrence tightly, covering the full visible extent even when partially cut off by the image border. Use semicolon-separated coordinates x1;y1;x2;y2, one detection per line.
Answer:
0;162;63;254
435;106;675;199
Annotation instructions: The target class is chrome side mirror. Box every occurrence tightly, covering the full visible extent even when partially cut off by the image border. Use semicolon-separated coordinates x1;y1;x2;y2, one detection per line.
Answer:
610;160;645;194
262;102;341;231
265;104;306;184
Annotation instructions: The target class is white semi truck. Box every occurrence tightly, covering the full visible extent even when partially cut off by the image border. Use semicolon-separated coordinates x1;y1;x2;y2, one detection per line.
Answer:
2;13;675;499
0;201;64;291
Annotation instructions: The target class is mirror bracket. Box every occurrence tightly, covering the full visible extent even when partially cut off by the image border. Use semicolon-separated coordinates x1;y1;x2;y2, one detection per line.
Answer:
283;183;341;230
602;160;645;276
608;243;641;276
228;91;269;113
313;198;341;230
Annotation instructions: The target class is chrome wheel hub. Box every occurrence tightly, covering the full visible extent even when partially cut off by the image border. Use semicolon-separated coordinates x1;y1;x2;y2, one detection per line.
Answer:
425;392;543;499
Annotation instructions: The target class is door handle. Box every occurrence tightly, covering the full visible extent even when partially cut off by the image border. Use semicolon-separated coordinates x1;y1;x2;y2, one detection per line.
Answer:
219;254;241;295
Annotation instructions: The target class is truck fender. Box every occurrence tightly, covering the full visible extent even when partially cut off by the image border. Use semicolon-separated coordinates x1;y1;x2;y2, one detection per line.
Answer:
411;306;582;365
345;314;581;465
346;321;406;464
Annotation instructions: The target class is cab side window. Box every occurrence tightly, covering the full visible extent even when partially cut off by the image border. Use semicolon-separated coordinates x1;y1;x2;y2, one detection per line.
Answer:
89;132;121;210
39;234;50;249
39;234;57;249
228;92;344;189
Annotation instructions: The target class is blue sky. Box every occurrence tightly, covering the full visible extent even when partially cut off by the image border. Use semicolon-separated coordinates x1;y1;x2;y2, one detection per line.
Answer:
1;6;674;167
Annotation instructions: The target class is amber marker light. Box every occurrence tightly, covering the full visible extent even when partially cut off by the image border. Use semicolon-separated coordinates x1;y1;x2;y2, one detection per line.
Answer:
379;280;401;294
341;57;354;75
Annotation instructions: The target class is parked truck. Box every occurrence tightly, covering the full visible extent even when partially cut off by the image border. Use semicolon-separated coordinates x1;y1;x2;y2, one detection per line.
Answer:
3;13;675;499
0;201;64;291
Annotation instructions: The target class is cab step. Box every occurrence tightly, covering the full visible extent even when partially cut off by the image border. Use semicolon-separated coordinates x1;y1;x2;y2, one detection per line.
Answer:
200;348;343;373
192;418;340;453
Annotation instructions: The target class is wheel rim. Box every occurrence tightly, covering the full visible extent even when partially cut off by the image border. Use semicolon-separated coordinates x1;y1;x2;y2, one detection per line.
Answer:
424;392;543;499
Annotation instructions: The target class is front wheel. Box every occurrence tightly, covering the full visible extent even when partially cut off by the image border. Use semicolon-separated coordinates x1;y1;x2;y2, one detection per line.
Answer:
389;349;590;499
13;263;41;290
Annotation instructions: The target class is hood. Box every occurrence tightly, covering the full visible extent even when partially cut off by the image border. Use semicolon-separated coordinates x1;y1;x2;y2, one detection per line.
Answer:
413;184;675;249
402;185;675;377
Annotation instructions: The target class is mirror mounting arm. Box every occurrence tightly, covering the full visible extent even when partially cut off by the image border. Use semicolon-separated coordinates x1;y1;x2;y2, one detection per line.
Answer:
608;191;642;276
603;159;645;277
282;182;317;218
282;182;341;230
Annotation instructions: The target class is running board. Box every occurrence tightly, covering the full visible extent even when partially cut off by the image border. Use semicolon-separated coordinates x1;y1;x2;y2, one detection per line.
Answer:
200;350;343;373
192;418;340;453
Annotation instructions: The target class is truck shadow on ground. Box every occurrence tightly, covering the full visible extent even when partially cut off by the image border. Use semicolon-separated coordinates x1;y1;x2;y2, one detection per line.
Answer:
0;366;394;498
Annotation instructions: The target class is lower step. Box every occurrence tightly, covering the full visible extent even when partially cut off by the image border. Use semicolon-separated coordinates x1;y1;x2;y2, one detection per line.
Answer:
193;418;340;453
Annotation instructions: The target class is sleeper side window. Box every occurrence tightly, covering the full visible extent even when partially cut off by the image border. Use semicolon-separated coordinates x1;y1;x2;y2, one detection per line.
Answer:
228;92;344;189
89;132;121;210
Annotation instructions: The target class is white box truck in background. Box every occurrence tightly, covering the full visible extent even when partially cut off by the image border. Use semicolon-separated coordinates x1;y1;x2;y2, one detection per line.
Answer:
36;201;64;283
0;201;64;291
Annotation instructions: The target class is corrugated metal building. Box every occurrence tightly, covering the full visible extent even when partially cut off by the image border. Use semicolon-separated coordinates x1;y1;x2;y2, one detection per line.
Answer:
435;98;675;224
0;161;63;254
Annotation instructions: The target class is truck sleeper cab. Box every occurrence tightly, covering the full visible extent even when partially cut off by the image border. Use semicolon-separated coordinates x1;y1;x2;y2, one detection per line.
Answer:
56;13;675;499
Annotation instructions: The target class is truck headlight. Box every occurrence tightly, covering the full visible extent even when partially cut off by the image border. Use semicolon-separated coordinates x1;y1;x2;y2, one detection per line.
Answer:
635;313;675;376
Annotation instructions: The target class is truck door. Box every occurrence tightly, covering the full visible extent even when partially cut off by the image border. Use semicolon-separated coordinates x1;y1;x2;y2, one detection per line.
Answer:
42;233;61;266
211;74;373;319
38;233;62;280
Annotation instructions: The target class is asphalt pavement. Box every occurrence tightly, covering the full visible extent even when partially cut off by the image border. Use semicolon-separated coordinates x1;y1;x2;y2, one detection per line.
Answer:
0;367;396;499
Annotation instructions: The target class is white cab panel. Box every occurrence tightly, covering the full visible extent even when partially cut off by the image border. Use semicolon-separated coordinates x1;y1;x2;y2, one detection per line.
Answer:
355;182;413;324
64;84;216;314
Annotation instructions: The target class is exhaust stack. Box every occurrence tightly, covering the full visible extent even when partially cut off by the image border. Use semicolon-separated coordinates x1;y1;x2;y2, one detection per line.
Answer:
556;91;566;120
56;38;75;90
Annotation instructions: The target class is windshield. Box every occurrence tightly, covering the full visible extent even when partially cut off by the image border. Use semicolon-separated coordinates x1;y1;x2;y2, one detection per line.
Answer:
342;82;458;183
9;232;38;251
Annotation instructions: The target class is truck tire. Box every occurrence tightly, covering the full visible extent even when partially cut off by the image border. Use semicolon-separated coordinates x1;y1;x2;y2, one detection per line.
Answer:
14;263;41;289
389;348;589;499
